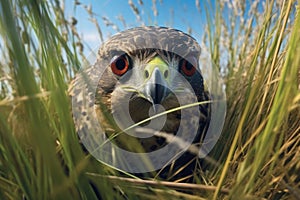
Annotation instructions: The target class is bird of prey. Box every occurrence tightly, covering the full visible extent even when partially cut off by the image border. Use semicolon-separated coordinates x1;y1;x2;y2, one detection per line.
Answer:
70;26;211;182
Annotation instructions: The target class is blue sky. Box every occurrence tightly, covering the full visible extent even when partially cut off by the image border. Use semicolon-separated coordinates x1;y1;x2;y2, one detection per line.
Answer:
65;0;210;51
63;0;269;68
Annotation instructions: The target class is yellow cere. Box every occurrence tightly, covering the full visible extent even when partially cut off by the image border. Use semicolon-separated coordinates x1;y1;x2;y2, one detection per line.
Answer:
144;56;170;82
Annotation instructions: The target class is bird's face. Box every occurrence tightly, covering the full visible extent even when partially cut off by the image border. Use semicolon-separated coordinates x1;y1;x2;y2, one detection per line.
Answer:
95;51;207;152
105;49;202;130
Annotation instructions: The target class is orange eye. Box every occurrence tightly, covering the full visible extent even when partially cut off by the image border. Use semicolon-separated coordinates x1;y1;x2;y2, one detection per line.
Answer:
180;59;196;76
111;56;129;76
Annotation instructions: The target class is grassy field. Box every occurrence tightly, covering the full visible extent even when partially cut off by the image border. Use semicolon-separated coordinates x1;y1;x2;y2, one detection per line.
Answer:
0;0;299;199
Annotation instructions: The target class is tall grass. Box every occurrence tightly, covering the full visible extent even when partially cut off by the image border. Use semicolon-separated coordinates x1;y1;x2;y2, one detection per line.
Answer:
0;0;299;199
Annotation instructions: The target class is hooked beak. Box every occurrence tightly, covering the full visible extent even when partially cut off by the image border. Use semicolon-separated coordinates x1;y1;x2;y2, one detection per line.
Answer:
143;57;171;104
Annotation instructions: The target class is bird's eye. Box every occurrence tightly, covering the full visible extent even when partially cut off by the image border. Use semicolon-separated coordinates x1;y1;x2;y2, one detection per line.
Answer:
180;59;196;76
110;55;129;76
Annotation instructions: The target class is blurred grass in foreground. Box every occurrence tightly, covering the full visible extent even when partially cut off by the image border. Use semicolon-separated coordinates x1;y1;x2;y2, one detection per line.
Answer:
0;0;299;199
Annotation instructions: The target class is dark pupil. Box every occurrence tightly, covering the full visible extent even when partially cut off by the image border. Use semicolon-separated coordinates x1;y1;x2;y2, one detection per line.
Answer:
185;61;193;70
116;58;126;70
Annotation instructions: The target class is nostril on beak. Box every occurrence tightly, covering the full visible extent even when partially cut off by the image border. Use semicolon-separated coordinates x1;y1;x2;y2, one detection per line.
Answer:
144;70;150;79
163;69;169;78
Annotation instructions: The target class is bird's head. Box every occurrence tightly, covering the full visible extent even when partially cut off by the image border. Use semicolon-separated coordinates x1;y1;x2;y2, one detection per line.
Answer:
72;26;210;153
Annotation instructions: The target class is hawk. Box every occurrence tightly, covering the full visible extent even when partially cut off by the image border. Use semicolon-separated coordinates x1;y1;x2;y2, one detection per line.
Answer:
70;26;211;182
